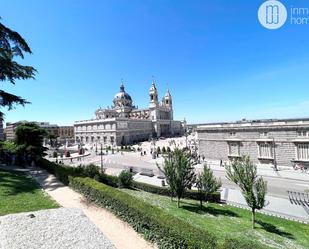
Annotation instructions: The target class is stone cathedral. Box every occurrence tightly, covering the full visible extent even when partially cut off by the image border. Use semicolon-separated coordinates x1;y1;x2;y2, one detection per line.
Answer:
74;81;184;145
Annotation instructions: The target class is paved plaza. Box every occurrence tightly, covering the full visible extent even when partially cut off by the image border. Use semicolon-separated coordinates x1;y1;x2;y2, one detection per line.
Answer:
47;135;309;223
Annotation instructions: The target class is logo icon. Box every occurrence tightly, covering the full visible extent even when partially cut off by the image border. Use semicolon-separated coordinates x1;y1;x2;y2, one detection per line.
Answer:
258;0;287;29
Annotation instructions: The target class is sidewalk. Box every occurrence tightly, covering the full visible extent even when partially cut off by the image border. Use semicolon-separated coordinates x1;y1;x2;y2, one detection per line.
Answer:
198;159;309;182
23;167;156;249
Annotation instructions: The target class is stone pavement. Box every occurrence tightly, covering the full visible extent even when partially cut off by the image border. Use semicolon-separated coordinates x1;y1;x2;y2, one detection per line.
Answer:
0;165;155;249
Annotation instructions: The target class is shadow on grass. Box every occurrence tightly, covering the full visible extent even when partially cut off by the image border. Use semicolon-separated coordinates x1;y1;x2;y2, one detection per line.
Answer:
0;169;39;195
256;220;294;240
181;202;239;217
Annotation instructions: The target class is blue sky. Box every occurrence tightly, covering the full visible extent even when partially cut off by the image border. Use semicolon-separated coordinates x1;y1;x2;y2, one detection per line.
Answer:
1;0;309;125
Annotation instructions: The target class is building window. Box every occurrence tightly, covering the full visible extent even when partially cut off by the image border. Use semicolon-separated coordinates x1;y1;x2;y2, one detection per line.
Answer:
297;131;308;137
260;132;268;137
229;132;236;137
258;142;273;159
296;143;309;161
228;142;240;156
110;136;114;144
103;136;107;144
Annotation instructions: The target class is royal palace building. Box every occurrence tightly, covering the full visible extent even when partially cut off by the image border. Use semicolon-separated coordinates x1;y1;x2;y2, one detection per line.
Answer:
74;81;184;146
197;118;309;168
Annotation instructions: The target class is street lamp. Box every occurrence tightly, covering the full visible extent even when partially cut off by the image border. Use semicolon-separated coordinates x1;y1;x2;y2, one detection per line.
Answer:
100;143;103;172
152;137;156;159
272;137;278;171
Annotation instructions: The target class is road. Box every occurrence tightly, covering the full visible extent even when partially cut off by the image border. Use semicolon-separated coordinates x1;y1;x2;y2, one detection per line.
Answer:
72;151;309;200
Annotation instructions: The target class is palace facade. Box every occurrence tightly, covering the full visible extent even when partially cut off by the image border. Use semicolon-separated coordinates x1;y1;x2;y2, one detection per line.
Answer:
197;118;309;168
74;81;184;146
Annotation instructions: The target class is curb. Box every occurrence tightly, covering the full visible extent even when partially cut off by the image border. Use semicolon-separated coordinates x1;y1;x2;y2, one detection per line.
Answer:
210;168;309;183
226;201;309;224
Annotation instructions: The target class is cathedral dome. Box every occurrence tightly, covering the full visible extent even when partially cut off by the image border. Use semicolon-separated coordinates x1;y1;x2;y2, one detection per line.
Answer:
113;84;133;108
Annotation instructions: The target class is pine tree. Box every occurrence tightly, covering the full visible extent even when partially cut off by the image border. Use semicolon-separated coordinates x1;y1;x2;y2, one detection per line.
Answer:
0;19;36;119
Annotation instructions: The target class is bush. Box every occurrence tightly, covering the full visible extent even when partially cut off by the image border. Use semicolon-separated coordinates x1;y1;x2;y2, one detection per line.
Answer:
132;181;221;203
37;159;118;187
118;170;133;188
69;177;218;249
219;237;264;249
83;164;100;178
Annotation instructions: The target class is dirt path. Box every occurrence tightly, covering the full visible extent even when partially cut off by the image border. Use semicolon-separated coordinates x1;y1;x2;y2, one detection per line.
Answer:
30;169;156;249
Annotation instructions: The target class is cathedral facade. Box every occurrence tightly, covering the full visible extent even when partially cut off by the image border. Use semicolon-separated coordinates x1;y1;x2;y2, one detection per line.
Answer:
74;81;184;146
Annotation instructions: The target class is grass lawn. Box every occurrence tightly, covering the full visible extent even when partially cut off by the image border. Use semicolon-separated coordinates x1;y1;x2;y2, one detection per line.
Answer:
122;189;309;249
0;169;59;216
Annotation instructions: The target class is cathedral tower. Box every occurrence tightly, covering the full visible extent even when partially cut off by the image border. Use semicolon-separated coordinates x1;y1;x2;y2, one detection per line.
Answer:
149;80;158;108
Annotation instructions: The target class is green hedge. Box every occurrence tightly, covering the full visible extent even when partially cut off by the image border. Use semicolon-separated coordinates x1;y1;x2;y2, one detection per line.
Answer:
132;180;221;203
38;159;118;187
39;159;220;203
69;177;218;249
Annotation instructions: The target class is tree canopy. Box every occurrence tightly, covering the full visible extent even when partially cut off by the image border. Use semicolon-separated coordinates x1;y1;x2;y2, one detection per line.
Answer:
226;156;267;229
158;148;196;207
0;19;36;119
14;122;47;159
196;164;221;209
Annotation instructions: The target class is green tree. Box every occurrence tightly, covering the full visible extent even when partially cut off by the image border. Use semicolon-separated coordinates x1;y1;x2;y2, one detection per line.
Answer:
0;140;18;154
0;19;36;119
156;146;161;154
46;132;57;147
118;170;133;188
226;156;267;229
14;122;47;164
162;146;166;154
158;149;196;208
196;164;221;210
166;146;171;153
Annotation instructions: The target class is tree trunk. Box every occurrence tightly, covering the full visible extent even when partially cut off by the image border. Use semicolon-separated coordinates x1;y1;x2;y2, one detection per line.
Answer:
200;199;203;210
252;209;255;229
177;197;180;208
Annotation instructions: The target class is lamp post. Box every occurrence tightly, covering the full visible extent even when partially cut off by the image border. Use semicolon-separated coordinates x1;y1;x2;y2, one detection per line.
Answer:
100;143;103;172
272;137;278;171
152;137;156;159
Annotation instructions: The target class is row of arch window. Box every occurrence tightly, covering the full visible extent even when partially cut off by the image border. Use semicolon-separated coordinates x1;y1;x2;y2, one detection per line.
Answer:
76;124;116;131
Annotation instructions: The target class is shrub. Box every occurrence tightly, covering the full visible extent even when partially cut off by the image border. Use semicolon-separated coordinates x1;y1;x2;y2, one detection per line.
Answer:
118;170;133;188
83;164;100;178
37;159;118;187
69;177;218;249
219;237;264;249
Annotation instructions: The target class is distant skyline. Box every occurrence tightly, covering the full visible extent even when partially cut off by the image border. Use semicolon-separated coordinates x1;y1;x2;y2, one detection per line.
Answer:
2;0;309;126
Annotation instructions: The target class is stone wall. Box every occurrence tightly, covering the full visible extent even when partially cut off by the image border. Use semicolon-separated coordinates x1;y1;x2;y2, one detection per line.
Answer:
198;127;307;167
